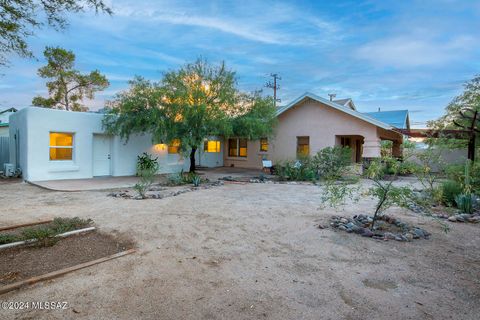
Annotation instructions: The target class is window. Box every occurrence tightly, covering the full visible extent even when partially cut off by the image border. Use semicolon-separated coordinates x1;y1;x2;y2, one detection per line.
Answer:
239;139;247;157
296;136;309;158
260;138;268;152
228;138;247;157
49;132;74;161
168;139;181;154
340;137;351;148
204;140;221;153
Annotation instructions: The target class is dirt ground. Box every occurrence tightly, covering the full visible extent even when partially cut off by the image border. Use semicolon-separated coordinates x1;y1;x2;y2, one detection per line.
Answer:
0;232;133;286
0;178;479;320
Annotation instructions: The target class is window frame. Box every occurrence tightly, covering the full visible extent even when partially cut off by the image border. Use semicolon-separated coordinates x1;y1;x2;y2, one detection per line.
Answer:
296;136;310;158
259;137;268;152
49;132;74;161
204;140;221;153
168;139;181;154
228;138;248;158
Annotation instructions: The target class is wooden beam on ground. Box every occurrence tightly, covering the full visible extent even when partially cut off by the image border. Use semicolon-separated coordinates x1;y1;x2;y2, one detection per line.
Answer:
0;219;53;232
0;249;136;295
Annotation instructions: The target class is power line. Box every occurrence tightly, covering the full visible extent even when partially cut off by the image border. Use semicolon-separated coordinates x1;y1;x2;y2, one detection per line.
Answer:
265;73;281;107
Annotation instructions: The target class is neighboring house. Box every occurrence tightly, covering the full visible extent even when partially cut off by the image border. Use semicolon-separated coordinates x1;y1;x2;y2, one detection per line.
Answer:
9;93;407;181
0;107;17;137
363;110;410;130
224;93;405;168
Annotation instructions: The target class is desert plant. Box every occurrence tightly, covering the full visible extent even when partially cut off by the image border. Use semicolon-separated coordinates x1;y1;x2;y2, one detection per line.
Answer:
442;180;463;207
191;175;201;187
136;153;159;176
51;217;92;234
21;226;57;247
455;193;476;214
0;234;19;245
167;172;184;186
321;150;415;230
134;167;157;199
311;146;352;180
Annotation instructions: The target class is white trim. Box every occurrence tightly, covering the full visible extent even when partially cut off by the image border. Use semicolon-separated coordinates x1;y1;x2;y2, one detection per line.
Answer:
277;92;393;130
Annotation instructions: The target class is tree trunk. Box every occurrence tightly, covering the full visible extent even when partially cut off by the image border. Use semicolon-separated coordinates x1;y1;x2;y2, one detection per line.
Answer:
189;147;197;173
468;134;475;162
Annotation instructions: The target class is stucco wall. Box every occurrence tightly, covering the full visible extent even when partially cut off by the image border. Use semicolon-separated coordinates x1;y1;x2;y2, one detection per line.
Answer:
270;99;382;162
223;139;269;169
9;107;190;181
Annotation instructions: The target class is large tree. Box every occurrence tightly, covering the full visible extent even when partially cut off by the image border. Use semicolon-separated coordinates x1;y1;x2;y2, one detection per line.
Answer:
103;59;277;172
0;0;111;66
32;46;109;111
428;75;480;161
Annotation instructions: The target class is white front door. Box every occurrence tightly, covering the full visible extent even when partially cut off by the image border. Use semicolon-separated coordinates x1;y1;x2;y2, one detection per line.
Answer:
93;135;112;176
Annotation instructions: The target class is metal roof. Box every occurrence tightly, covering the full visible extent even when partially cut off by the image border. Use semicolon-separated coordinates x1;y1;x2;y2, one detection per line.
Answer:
362;110;410;129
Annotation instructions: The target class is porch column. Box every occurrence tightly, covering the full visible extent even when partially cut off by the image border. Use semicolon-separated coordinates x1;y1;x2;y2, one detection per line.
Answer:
392;141;402;157
363;138;381;158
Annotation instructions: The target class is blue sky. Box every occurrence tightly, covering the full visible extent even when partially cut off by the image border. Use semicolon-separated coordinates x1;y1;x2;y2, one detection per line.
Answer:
0;0;479;127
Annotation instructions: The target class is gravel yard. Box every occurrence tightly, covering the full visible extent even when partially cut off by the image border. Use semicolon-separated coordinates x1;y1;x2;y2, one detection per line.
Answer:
0;178;479;320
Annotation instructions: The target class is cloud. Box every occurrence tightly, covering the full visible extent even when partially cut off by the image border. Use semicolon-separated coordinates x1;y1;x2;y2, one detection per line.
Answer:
355;35;475;68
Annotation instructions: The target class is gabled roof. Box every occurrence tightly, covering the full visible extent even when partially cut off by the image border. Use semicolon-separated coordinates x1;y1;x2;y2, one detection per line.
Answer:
0;107;17;114
362;110;410;129
333;98;356;110
276;92;393;130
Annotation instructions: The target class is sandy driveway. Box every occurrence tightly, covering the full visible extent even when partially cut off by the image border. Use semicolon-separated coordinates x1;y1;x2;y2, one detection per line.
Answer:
0;179;479;319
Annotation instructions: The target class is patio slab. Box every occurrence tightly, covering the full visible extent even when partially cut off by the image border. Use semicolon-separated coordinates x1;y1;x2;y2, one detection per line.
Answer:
29;176;143;192
27;167;267;192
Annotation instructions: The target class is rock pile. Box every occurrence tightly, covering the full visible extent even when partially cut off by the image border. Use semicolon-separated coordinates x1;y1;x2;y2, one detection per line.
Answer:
329;214;430;242
446;213;480;223
108;181;223;200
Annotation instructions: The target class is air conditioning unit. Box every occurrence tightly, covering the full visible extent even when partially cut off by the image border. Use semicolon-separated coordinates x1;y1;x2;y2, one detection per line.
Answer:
3;163;15;177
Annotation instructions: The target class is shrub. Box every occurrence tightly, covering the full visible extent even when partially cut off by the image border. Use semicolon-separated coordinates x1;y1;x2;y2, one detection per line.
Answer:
275;158;317;181
311;146;352;180
275;146;352;182
51;217;92;233
21;226;57;247
134;168;156;199
136;152;159;176
0;234;19;245
167;172;184;185
442;180;463;207
455;193;476;214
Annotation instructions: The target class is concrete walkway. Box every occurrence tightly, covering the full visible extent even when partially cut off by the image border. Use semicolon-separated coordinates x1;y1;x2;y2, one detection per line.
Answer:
30;176;143;192
28;168;267;192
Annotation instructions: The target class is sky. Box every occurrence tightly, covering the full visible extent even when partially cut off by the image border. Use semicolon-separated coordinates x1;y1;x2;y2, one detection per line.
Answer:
0;0;479;127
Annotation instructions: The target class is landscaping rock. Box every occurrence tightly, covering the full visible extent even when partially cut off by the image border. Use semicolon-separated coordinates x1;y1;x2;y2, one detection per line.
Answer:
328;214;430;243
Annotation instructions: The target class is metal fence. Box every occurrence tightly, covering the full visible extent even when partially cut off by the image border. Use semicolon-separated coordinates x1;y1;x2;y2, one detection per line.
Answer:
0;136;9;171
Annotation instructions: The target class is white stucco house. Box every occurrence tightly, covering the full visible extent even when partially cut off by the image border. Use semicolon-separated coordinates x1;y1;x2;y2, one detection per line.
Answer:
9;94;408;182
9;107;223;182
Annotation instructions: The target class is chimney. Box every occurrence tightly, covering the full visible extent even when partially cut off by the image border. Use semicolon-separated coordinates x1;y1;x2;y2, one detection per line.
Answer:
328;93;336;101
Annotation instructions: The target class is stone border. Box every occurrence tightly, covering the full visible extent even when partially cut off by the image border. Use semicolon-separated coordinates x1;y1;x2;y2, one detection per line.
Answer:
329;214;430;242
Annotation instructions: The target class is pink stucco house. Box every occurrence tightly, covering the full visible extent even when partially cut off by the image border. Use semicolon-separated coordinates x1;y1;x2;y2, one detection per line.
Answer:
223;92;406;169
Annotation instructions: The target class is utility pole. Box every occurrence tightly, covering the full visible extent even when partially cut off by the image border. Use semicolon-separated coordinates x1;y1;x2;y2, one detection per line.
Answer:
266;73;281;107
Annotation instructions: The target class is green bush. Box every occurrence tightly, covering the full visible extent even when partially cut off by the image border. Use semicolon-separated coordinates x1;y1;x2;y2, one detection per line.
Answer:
275;146;352;182
0;234;19;245
442;180;463;207
446;161;480;195
51;217;92;233
455;193;476;214
21;226;57;247
312;146;352;180
136;152;159;176
275;158;317;181
167;171;204;186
